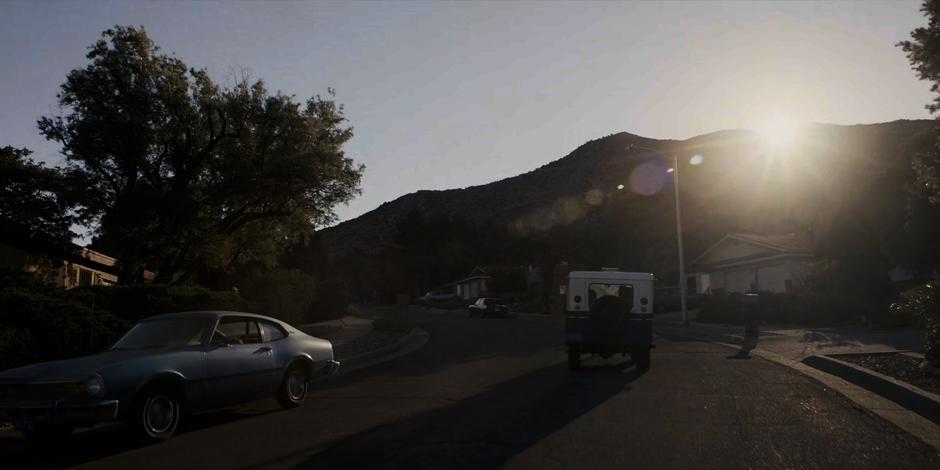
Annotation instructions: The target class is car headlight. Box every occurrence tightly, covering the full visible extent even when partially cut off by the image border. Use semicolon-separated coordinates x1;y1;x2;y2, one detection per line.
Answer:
84;374;106;397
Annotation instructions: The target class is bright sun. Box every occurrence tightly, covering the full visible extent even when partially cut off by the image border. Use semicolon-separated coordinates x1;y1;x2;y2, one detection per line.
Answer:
759;114;802;149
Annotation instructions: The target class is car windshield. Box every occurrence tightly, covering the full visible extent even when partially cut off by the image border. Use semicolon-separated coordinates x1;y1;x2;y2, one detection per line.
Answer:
112;318;211;350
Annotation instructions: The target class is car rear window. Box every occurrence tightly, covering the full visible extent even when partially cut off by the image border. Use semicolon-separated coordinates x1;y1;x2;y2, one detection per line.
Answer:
588;283;634;311
260;320;287;342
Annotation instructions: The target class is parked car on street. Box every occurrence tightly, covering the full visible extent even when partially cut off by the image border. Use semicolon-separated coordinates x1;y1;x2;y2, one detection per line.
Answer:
468;297;508;318
0;311;340;442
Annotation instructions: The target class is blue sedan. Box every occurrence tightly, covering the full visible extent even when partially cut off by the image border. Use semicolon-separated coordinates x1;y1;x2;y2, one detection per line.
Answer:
0;311;340;441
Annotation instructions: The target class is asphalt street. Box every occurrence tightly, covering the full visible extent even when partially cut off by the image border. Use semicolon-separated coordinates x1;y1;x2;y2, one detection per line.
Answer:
3;308;940;469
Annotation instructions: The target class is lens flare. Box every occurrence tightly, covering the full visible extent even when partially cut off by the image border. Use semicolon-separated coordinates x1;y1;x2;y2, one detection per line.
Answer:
629;160;669;196
690;154;704;165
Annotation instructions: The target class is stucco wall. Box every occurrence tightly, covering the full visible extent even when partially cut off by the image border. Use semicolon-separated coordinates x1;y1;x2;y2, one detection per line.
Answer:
702;258;809;293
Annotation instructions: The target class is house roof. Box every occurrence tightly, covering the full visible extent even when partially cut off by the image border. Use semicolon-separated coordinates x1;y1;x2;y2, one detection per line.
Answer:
690;232;814;269
728;233;814;253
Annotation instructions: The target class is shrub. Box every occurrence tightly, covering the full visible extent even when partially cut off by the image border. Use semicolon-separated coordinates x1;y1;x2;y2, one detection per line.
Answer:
68;284;249;323
697;293;746;324
698;291;857;327
890;281;940;367
234;268;316;324
0;271;252;370
309;278;350;323
0;282;129;368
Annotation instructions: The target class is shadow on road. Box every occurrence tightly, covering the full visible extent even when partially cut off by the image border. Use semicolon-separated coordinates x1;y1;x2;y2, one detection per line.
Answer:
0;405;278;468
284;362;644;469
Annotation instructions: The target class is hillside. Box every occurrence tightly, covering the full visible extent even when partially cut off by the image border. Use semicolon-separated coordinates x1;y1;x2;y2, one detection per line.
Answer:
321;120;938;298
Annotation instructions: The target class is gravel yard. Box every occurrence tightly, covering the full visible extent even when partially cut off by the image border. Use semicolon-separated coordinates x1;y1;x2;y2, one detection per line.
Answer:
837;353;940;395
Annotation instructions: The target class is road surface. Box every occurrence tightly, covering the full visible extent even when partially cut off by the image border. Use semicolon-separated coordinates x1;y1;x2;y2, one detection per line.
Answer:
3;308;939;469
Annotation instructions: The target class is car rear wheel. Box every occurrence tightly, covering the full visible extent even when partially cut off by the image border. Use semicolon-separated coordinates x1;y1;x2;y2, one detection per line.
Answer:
277;364;309;409
132;388;181;442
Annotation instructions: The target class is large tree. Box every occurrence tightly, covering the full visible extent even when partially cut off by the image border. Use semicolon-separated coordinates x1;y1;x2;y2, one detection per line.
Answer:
0;146;79;241
900;0;940;275
39;26;363;283
901;0;940;204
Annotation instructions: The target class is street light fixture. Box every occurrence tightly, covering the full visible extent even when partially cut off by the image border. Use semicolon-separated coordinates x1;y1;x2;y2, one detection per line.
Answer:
627;144;690;326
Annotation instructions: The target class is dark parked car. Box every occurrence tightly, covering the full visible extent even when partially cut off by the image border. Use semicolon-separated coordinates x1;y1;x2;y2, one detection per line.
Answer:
0;311;339;441
468;298;508;318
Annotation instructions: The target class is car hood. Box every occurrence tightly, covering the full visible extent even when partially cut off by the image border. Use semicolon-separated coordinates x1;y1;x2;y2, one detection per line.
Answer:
0;349;171;382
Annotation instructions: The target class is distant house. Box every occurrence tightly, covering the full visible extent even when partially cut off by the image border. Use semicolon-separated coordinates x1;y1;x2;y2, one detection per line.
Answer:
0;227;152;288
455;267;493;300
687;232;814;294
454;265;541;300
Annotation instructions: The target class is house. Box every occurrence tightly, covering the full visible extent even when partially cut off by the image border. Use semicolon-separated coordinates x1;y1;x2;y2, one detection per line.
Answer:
455;266;493;300
1;238;123;288
1;226;152;288
687;232;814;294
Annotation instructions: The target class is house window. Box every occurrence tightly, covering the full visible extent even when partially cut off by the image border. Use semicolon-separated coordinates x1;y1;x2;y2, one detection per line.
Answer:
67;266;78;287
78;268;93;287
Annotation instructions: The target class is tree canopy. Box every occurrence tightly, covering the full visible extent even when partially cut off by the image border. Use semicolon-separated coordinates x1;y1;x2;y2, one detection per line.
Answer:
38;26;363;283
900;0;940;275
0;146;79;241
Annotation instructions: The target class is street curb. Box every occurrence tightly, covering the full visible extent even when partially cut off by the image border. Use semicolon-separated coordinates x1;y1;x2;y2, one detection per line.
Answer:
802;354;940;425
656;326;940;451
314;327;430;383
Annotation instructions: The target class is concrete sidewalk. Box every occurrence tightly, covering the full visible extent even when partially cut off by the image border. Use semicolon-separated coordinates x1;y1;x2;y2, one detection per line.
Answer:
655;310;925;361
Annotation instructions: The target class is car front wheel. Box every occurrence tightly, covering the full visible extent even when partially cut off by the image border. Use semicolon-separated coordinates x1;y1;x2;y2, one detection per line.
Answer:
277;364;310;409
132;388;181;442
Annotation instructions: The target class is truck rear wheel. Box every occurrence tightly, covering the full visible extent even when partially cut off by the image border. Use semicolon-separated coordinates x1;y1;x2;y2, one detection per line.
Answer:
567;348;581;370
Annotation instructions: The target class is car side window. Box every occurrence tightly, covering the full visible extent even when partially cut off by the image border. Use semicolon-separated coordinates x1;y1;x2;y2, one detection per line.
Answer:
243;321;263;344
260;320;287;342
214;318;247;344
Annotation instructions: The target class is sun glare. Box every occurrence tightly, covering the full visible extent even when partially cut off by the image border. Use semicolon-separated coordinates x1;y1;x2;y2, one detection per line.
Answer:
759;114;802;149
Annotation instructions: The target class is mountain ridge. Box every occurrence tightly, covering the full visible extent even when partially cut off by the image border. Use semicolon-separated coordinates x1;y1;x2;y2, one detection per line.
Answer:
322;119;936;266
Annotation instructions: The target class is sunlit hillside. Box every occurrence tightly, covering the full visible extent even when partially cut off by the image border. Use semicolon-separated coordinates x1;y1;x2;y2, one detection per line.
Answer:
321;119;936;297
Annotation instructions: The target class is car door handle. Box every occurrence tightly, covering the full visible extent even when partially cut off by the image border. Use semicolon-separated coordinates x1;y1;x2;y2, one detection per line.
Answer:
255;346;272;353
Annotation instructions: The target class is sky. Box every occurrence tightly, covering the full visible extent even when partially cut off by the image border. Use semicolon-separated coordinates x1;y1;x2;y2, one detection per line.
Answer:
0;0;935;225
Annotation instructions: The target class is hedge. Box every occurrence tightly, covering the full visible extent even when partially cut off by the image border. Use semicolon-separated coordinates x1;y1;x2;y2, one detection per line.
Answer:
0;268;350;370
0;273;248;370
697;291;866;326
890;282;940;367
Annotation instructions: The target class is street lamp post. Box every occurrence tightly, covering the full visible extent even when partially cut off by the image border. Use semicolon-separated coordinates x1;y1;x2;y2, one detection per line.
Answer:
628;145;689;326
